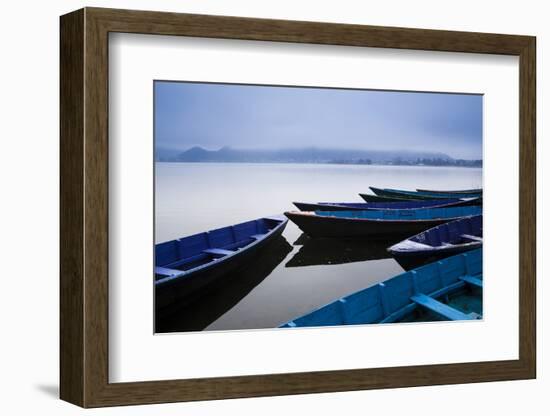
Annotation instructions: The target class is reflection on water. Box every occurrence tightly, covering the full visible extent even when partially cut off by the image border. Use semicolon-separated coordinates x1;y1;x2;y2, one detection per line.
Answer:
155;162;482;332
157;236;293;333
286;234;393;267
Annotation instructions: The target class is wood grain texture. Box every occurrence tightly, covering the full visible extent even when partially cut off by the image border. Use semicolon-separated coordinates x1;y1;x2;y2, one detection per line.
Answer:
59;7;537;408
59;8;84;407
518;38;536;376
83;10;110;406
89;7;532;54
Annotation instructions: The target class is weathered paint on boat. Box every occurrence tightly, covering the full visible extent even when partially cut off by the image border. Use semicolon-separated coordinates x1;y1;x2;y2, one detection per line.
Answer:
370;186;482;200
155;215;288;314
284;206;482;239
293;197;480;212
280;249;482;328
388;215;482;270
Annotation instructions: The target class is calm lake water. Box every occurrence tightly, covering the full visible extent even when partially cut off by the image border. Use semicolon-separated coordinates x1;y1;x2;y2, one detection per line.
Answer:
155;162;482;332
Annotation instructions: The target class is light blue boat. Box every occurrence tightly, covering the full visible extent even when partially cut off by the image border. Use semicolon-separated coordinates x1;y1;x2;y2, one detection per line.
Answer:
280;249;482;328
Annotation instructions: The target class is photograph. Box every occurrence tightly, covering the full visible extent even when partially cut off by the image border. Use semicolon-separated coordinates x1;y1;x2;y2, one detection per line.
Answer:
153;81;483;333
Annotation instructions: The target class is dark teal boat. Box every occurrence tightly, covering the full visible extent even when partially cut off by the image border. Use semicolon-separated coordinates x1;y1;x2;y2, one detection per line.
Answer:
370;186;482;200
284;206;482;239
388;215;482;270
280;249;482;328
155;215;288;313
416;188;482;195
293;197;480;212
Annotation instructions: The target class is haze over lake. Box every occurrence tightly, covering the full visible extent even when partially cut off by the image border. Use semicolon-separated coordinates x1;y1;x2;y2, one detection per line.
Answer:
155;162;482;332
155;82;483;159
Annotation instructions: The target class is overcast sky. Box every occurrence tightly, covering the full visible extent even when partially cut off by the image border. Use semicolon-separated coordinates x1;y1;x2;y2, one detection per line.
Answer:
154;81;482;160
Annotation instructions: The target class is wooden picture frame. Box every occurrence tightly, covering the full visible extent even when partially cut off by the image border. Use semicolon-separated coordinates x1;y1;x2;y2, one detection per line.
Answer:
60;7;536;408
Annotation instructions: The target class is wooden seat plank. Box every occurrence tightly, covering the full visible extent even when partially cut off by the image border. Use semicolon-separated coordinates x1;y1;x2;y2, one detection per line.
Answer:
461;234;483;242
154;266;182;277
411;293;474;321
460;275;483;288
203;248;234;256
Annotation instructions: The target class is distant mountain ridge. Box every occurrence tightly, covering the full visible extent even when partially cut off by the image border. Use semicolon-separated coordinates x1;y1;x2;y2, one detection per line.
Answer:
156;146;456;164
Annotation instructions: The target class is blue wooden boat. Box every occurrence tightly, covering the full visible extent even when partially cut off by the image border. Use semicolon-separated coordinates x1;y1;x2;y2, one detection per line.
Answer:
157;236;292;332
155;215;288;313
280;249;482;328
416;188;482;195
360;193;414;203
388;215;482;271
293;197;480;212
370;186;482;200
284;206;482;239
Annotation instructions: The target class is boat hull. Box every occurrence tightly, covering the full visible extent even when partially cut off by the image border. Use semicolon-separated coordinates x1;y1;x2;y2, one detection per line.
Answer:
370;186;482;200
359;193;412;202
155;217;288;316
416;188;482;195
391;245;478;271
285;212;461;239
293;202;360;211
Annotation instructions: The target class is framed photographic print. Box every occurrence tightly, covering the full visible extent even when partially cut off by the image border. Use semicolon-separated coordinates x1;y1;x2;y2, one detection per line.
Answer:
60;7;536;408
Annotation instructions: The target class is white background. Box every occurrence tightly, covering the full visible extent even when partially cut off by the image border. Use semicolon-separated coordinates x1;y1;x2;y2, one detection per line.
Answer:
110;34;518;382
0;0;546;414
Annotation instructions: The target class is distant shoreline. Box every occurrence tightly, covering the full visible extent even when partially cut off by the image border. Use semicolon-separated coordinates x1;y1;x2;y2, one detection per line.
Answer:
155;161;482;168
157;146;482;167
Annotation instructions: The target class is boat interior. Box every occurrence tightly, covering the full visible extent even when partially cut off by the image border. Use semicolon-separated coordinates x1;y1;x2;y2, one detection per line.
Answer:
412;215;482;247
